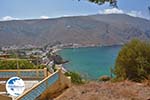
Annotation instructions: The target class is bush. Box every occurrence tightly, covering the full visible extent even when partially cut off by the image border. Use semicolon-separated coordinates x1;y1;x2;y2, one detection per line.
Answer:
36;65;46;69
0;59;35;69
99;75;110;82
65;71;84;84
114;39;150;82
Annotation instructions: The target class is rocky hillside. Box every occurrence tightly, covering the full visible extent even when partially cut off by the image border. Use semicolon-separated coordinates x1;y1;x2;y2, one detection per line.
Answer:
0;14;150;47
55;81;150;100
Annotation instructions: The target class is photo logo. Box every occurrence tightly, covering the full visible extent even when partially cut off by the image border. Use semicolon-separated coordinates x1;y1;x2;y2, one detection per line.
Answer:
6;77;25;97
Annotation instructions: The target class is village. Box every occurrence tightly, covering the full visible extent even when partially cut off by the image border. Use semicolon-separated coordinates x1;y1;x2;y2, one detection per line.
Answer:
0;43;77;70
0;43;74;100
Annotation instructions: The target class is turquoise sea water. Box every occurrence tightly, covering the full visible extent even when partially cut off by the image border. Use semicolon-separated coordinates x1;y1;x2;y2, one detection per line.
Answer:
58;46;121;80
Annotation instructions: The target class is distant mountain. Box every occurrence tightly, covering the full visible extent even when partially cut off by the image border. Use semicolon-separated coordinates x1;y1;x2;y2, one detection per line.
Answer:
0;14;150;47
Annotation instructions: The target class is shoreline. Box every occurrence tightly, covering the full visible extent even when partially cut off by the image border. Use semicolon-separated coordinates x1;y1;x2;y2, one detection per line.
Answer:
57;44;123;50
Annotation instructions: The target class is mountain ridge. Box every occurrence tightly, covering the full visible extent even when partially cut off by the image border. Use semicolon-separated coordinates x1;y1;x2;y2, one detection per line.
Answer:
0;14;150;47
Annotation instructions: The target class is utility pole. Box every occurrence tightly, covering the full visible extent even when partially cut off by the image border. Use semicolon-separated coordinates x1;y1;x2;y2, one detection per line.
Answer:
14;50;19;69
17;57;19;69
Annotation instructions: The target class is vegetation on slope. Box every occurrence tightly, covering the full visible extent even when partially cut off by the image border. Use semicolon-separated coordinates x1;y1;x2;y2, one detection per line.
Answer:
0;59;45;69
114;39;150;82
65;71;84;84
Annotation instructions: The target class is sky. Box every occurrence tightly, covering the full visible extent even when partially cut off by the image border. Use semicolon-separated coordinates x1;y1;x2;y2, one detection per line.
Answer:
0;0;150;21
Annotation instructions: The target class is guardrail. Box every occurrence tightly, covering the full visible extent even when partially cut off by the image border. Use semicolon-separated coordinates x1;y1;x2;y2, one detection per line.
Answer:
0;68;71;100
16;71;59;100
0;68;48;81
16;69;71;100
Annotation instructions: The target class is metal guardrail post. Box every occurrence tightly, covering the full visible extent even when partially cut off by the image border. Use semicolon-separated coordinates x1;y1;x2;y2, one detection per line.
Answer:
44;68;48;78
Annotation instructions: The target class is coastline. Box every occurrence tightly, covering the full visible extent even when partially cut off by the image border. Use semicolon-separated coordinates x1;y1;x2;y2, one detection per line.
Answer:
57;43;123;50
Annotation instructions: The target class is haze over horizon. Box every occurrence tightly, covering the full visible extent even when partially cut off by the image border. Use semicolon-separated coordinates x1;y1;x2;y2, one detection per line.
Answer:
0;0;149;21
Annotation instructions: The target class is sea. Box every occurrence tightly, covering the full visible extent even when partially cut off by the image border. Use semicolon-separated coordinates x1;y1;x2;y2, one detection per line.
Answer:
58;45;121;80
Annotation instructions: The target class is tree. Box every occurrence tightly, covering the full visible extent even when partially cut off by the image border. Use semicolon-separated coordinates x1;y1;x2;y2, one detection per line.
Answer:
114;39;150;82
88;0;118;7
87;0;150;14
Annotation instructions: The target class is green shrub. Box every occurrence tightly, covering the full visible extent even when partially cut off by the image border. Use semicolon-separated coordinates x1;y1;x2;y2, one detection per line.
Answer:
65;71;84;84
36;65;46;69
114;39;150;82
0;59;35;69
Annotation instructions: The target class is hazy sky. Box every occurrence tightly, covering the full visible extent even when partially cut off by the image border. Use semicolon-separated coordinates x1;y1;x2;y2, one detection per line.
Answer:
0;0;149;21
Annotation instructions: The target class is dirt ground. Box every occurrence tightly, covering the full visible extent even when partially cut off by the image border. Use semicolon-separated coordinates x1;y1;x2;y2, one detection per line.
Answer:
55;81;150;100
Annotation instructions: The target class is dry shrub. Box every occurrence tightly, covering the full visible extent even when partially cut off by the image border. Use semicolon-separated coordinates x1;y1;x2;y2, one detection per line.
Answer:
143;80;150;86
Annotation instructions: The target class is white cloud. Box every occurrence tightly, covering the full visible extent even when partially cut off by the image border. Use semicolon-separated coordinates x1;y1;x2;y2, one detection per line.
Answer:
40;16;50;19
99;8;145;18
99;8;124;14
1;16;19;21
127;11;143;18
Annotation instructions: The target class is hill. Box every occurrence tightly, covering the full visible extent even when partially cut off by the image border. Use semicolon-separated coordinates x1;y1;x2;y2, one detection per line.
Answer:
0;14;150;47
55;81;150;100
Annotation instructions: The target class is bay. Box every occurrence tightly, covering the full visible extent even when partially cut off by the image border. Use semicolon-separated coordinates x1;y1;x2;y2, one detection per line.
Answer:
58;45;121;80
